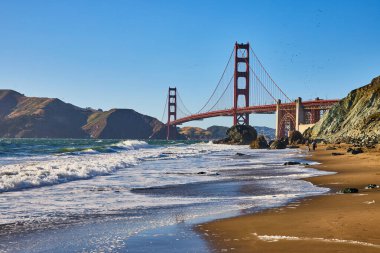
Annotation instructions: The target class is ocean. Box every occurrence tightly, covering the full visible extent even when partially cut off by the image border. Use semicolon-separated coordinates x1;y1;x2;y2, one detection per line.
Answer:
0;139;332;252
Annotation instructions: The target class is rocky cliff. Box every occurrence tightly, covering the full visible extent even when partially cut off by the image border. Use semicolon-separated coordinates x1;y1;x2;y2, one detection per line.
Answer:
309;76;380;144
0;89;175;139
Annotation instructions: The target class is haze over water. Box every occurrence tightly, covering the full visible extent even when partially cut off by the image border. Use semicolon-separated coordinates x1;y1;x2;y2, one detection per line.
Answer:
0;139;332;252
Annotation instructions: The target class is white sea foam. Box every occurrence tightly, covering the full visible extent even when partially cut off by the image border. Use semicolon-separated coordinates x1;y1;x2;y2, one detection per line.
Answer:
0;141;244;192
0;142;329;198
113;140;151;150
0;152;136;192
0;141;332;245
256;234;380;248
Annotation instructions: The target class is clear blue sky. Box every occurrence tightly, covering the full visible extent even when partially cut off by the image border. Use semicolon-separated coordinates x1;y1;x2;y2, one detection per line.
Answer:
1;0;379;128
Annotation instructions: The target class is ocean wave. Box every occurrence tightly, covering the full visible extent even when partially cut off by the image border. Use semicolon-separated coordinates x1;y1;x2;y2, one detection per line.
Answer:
55;140;151;155
56;147;104;154
0;141;313;194
0;153;140;192
0;141;219;192
111;140;151;150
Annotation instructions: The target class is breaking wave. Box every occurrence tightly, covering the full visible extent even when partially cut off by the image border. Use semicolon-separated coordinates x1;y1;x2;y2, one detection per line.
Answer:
0;140;152;192
55;140;151;155
111;140;151;150
0;141;234;192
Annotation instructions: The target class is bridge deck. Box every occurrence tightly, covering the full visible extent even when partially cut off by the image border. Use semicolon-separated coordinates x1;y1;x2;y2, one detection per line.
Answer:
168;99;339;125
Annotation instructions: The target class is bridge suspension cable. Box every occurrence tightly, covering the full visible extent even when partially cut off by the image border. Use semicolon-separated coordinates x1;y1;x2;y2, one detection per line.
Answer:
207;75;234;112
176;90;193;116
249;46;292;103
164;42;294;125
196;46;235;114
161;92;168;122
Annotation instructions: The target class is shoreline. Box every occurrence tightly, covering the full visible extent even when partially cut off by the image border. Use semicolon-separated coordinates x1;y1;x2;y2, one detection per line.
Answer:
197;144;380;252
0;144;320;252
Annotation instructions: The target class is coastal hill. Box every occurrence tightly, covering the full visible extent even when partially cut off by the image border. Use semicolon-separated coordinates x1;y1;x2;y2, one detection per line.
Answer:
179;125;275;140
82;109;166;139
179;126;212;140
308;76;380;144
0;90;91;138
179;125;231;140
0;89;178;139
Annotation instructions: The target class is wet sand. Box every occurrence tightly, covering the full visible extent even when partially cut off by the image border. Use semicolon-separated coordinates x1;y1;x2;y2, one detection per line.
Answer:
197;144;380;252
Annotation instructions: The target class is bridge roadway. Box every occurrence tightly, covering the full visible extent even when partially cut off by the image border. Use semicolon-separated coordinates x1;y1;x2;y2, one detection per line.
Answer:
168;99;339;125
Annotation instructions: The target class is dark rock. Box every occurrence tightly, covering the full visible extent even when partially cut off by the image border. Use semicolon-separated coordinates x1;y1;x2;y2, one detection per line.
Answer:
326;146;337;150
235;153;246;156
283;161;301;165
213;138;228;144
332;152;344;156
214;125;257;145
270;139;287;149
351;148;363;155
286;145;300;149
197;171;207;175
347;147;353;152
250;135;269;149
281;137;289;146
366;184;378;189
340;188;359;194
288;130;304;145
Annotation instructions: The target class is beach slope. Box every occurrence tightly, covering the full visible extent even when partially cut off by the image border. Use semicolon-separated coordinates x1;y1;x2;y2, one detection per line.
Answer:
198;145;380;252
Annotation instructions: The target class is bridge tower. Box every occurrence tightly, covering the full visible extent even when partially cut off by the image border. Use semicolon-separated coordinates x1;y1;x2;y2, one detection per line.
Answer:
233;42;250;125
167;87;177;140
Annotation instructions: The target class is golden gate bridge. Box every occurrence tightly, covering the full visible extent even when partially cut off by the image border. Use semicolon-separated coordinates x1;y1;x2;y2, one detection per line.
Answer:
162;42;339;140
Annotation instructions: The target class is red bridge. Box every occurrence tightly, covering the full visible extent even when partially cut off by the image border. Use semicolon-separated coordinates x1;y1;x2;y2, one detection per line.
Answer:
163;42;339;139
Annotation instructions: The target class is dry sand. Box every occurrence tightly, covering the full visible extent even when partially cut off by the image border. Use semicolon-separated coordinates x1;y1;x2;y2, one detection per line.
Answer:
197;144;380;252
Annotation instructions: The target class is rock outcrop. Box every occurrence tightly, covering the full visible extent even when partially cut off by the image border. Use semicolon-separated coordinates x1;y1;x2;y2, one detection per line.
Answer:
288;130;304;145
309;76;380;145
269;137;289;149
250;135;269;149
269;139;287;149
214;125;257;145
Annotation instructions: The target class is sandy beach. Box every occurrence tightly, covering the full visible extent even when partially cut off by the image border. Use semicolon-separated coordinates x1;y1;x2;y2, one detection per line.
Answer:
197;144;380;252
